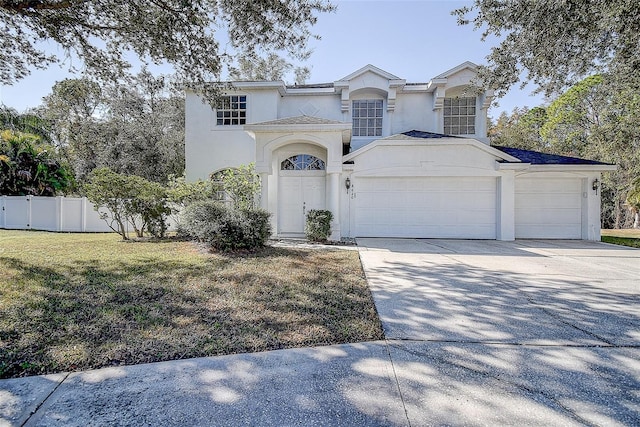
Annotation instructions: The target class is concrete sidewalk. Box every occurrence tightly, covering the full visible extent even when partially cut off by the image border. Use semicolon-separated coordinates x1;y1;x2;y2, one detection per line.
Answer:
2;239;639;426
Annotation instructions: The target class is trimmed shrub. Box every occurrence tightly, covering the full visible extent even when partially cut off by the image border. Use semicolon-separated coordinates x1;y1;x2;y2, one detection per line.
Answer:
305;209;333;242
242;208;272;248
84;167;170;239
180;200;271;251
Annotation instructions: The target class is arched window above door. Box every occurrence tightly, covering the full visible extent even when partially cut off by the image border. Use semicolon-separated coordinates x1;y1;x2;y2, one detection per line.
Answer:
281;154;326;170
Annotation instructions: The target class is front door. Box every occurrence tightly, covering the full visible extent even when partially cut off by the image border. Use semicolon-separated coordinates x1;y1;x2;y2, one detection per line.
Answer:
279;174;326;234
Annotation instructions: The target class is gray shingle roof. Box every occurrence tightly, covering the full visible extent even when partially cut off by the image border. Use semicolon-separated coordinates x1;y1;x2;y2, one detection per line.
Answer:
493;146;611;165
251;115;348;126
381;130;457;140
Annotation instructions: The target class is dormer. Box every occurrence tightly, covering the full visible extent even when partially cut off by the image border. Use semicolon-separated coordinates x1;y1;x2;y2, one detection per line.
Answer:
334;64;406;113
427;61;494;141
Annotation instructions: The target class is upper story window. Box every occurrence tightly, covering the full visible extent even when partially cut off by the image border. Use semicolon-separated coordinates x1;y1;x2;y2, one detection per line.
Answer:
444;97;476;135
216;95;247;125
352;99;383;137
281;154;326;170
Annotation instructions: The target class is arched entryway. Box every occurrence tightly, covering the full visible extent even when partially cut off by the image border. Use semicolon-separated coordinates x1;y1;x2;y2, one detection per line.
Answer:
278;153;326;234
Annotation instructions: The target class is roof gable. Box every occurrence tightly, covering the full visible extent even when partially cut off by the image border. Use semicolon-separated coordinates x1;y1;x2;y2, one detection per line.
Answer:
338;64;401;82
344;130;520;163
433;61;478;79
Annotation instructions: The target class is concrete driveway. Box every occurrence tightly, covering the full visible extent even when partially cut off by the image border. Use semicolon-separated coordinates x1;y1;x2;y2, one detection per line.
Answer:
2;239;639;426
358;238;640;426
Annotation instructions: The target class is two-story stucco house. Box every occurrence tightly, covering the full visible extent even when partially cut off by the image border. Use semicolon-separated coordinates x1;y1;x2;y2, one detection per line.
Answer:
185;62;615;241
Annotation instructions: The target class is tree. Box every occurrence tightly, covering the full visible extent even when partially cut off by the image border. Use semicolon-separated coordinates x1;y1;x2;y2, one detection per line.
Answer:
626;179;640;229
166;173;214;227
229;51;310;84
453;1;640;97
0;106;53;143
83;167;170;239
42;70;184;183
1;0;334;103
40;78;103;180
99;70;185;183
213;163;261;210
489;106;547;151
540;75;604;157
0;129;73;196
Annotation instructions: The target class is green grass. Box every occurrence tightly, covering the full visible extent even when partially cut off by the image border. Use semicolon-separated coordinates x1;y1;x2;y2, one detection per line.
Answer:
0;230;383;378
601;229;640;248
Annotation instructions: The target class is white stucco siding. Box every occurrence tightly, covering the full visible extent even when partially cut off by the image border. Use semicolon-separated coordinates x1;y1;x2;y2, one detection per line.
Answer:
515;177;584;239
350;141;502;177
348;71;395;93
392;92;433;135
185;89;283;180
278;95;342;122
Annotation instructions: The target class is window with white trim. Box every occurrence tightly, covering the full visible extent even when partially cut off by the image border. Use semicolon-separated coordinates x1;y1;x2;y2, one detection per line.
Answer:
216;95;247;125
352;99;383;137
281;154;326;170
444;97;476;135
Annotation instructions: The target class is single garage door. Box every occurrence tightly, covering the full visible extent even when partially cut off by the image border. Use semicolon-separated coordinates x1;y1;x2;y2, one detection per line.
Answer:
353;177;497;238
515;178;583;239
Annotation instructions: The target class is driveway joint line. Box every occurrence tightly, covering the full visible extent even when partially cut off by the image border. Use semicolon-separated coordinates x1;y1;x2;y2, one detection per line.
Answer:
437;252;617;347
383;338;631;348
20;372;70;427
531;304;616;346
389;342;602;427
383;340;412;427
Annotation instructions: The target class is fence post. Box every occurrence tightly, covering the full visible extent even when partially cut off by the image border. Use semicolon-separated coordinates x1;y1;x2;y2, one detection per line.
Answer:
1;195;5;229
81;197;87;232
56;196;63;232
26;195;32;229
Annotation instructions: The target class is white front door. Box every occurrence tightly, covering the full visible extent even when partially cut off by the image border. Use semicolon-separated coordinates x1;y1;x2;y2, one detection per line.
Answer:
279;174;326;234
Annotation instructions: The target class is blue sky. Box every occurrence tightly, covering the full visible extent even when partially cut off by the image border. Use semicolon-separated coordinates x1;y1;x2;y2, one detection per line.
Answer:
0;0;544;117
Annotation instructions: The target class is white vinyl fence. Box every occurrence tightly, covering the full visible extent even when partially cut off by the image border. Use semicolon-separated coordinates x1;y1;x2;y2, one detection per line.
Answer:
0;195;177;233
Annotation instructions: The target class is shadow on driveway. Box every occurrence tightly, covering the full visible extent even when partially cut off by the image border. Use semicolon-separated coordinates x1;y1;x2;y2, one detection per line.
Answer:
358;238;640;425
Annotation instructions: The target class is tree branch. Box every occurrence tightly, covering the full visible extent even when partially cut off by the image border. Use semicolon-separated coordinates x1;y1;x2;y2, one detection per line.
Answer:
1;1;85;12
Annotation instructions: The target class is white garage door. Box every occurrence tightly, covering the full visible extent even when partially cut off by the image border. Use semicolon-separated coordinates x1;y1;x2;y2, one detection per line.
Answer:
515;178;583;239
353;177;497;238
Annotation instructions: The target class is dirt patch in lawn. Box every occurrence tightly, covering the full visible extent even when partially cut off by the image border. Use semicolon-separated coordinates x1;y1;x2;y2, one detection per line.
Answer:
0;231;383;378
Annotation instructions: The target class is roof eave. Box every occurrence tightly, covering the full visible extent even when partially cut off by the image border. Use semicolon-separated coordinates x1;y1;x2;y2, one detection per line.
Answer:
244;123;352;132
344;135;520;163
497;163;617;172
528;164;617;172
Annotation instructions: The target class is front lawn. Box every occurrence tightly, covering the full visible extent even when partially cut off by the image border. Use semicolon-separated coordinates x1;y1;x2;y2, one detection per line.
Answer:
601;229;640;248
0;231;383;378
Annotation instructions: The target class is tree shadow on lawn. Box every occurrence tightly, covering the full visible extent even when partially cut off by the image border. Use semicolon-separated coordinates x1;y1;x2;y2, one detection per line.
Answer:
0;246;382;378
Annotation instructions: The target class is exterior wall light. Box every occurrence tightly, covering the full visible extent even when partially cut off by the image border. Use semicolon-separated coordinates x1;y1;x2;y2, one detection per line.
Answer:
592;178;600;194
345;177;351;192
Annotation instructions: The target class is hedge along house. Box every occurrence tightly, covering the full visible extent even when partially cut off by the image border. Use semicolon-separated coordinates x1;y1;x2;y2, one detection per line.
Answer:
185;62;616;241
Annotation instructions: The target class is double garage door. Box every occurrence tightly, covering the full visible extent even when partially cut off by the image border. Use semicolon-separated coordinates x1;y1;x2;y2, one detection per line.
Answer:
353;177;497;239
353;176;584;239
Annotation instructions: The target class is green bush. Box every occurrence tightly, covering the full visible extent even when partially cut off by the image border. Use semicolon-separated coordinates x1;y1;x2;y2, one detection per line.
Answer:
180;200;271;251
305;209;333;242
84;167;170;239
243;208;272;247
1;129;74;196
